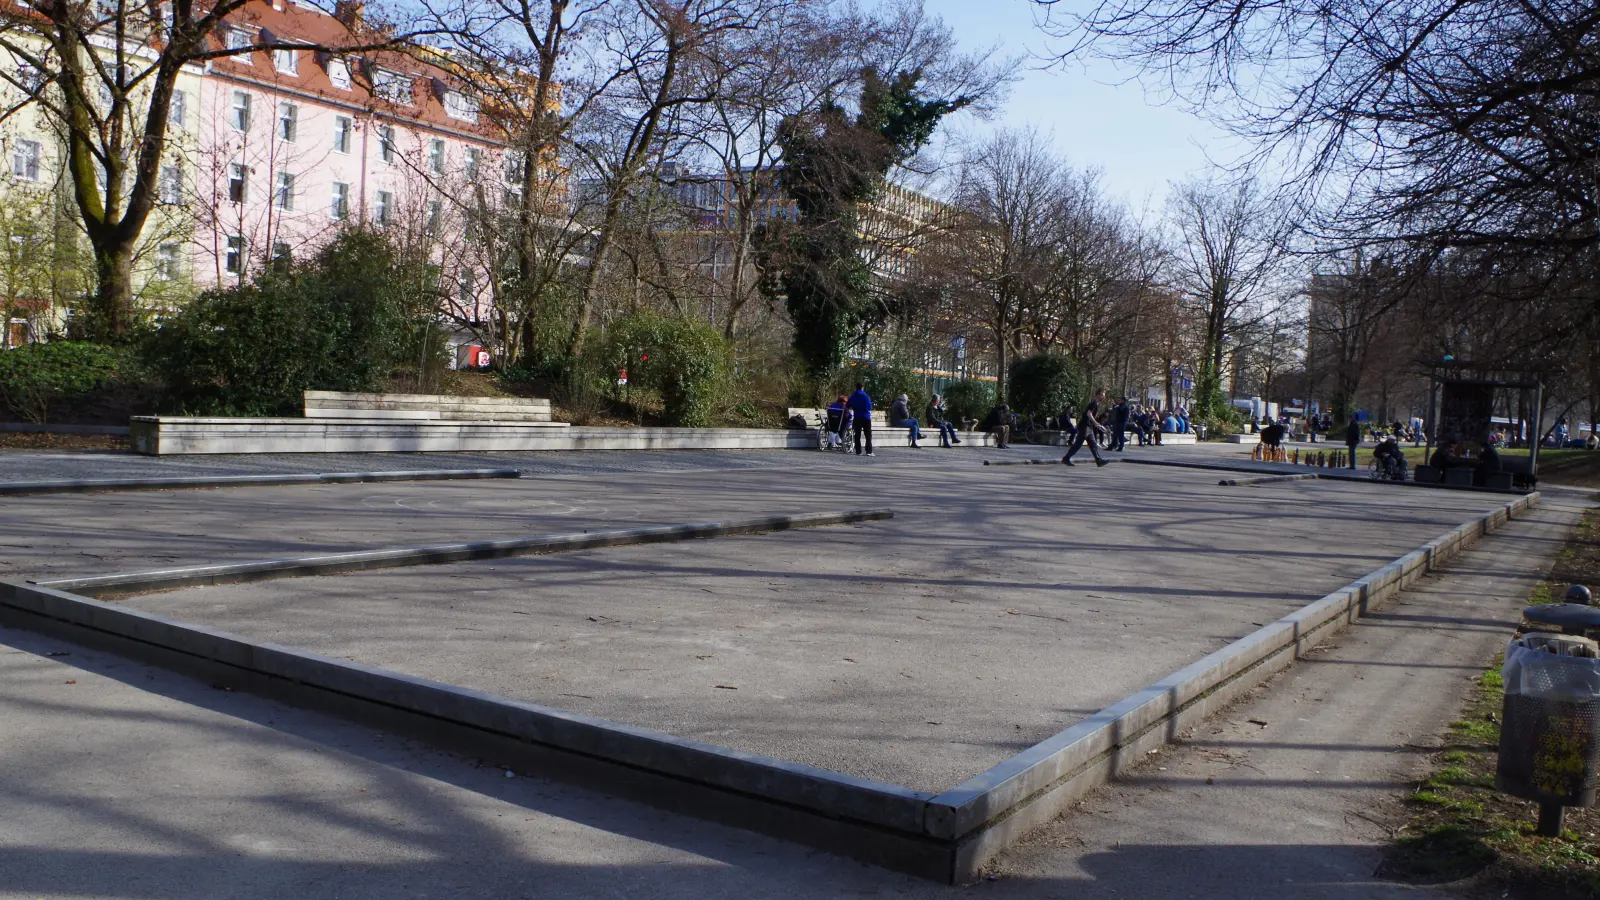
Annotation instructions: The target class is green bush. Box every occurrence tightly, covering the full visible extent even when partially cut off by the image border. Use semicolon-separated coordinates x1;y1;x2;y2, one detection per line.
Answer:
829;362;924;412
599;311;729;427
0;341;132;423
146;229;426;416
1007;353;1087;421
940;379;994;424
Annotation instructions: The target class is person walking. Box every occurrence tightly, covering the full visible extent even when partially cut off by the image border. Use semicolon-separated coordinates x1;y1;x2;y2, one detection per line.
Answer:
1063;390;1110;467
888;393;925;448
1109;397;1131;451
847;382;874;456
1343;416;1361;469
927;395;961;448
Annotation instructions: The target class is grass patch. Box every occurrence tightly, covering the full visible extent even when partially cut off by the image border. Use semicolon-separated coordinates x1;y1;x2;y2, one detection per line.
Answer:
1379;508;1600;898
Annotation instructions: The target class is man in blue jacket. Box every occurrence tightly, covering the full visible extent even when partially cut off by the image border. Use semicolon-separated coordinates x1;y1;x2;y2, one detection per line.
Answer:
846;382;874;456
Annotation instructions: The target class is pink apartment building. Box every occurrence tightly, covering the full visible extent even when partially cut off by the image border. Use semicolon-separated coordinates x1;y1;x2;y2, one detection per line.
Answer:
188;0;515;331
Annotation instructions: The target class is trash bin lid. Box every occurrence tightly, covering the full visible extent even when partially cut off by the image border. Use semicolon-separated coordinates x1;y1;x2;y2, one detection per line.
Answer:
1523;603;1600;629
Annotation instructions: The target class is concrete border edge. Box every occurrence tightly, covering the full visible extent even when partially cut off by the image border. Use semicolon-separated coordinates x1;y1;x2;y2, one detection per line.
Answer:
0;468;522;496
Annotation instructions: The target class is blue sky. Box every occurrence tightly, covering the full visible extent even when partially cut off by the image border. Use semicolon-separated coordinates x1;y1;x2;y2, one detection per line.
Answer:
921;0;1241;209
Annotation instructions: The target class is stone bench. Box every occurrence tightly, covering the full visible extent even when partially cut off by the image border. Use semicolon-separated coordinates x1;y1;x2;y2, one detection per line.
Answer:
305;390;554;423
787;407;921;446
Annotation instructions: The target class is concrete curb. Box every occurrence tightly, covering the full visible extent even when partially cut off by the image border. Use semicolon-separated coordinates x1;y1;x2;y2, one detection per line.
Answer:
37;508;895;596
982;459;1060;466
923;491;1539;879
0;495;1538;883
0;468;522;497
1218;473;1319;487
1124;456;1530;495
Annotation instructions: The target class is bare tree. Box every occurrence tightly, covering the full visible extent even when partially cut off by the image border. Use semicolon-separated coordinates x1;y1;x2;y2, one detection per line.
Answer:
1165;176;1290;416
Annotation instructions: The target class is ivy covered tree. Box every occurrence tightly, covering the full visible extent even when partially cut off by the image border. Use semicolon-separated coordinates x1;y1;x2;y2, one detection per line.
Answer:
768;68;968;386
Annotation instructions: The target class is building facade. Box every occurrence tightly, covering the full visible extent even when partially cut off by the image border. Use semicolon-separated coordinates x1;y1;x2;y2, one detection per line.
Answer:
0;0;519;348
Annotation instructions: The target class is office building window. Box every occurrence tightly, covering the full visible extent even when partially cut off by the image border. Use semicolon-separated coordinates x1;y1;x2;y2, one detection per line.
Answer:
224;236;245;274
228;163;248;204
11;139;40;182
277;102;297;143
333;116;352;154
273;47;297;75
374;190;393;226
330;182;349;220
378;125;394;163
464;147;481;181
275;171;295;210
169;89;187;127
428;139;445;174
425;199;441;235
155;243;180;281
230;90;250;131
158;164;182;204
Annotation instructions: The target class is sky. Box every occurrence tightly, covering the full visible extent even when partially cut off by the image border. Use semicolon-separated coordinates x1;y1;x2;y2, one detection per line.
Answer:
917;0;1243;211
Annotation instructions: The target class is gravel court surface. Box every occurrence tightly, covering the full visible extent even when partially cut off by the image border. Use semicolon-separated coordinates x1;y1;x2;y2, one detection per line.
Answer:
111;464;1510;794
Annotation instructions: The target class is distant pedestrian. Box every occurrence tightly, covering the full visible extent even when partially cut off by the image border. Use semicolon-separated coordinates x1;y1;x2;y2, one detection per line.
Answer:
847;382;874;456
981;403;1012;449
1063;390;1110;467
889;393;925;449
1343;417;1361;469
926;395;961;448
1110;397;1131;451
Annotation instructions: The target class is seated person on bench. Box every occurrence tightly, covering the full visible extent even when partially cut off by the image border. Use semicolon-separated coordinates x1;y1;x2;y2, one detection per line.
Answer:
1475;443;1502;485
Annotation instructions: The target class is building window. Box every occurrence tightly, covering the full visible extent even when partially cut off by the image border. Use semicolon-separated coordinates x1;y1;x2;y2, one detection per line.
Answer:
277;102;297;143
228;163;248;204
270;242;291;269
333;116;352;154
444;91;478;123
503;150;524;185
17;61;43;95
225;27;253;59
327;57;351;90
458;270;475;308
464;147;481;181
11;139;40;182
428;139;445;174
373;69;410;104
373;190;393;226
378;125;394;163
425;199;441;235
275;171;295;210
330;182;349;220
155;243;180;281
273;47;298;75
230;90;250;131
225;236;245;274
158;164;181;204
169;89;187;127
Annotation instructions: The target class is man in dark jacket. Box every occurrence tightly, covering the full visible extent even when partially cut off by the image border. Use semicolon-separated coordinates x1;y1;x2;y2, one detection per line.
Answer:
888;393;924;448
846;383;874;456
926;395;961;447
1063;390;1110;467
981;403;1011;449
1109;397;1131;451
1343;417;1362;469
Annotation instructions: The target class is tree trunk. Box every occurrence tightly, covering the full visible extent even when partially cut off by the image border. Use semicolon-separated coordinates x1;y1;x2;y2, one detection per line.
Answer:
88;241;135;341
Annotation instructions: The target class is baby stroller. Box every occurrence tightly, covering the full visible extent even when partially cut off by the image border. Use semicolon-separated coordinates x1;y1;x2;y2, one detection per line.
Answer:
819;406;853;452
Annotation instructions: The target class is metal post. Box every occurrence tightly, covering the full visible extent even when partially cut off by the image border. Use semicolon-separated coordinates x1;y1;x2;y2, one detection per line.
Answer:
1538;802;1565;837
1530;382;1544;477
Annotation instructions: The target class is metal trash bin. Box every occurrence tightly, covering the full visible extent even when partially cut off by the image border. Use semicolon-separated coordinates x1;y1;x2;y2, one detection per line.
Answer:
1498;631;1600;835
